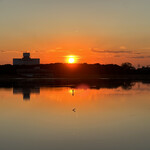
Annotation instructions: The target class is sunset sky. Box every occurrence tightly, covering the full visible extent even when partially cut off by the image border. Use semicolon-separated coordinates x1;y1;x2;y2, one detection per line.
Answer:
0;0;150;66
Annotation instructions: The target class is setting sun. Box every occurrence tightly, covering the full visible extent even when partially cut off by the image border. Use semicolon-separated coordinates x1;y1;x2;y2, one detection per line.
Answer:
68;58;75;63
67;55;78;64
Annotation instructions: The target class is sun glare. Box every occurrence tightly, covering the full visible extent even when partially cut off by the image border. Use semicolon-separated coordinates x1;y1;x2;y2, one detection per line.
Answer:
68;57;75;63
67;56;76;64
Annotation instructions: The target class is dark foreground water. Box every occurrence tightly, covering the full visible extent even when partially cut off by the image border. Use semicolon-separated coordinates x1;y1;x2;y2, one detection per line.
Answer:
0;80;150;150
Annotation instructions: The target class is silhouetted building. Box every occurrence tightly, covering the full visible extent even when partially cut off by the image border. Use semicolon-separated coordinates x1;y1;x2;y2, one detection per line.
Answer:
13;53;40;65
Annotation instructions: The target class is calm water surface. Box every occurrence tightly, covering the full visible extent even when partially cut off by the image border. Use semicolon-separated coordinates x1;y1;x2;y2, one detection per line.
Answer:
0;82;150;150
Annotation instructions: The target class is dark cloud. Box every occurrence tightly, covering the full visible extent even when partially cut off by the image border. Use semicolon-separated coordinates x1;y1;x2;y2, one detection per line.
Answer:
91;49;132;54
130;56;150;59
135;52;142;55
114;55;121;58
0;50;6;53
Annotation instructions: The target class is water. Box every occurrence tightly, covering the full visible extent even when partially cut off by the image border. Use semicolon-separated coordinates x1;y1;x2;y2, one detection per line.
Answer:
0;80;150;150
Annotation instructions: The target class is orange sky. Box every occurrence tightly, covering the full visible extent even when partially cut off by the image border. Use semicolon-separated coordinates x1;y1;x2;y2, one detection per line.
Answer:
0;0;150;66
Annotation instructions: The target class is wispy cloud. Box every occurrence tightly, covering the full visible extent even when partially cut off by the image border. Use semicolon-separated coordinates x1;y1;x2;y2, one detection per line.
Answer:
114;55;121;58
129;56;150;59
0;50;6;53
119;46;127;50
91;49;132;54
0;50;27;54
134;52;142;55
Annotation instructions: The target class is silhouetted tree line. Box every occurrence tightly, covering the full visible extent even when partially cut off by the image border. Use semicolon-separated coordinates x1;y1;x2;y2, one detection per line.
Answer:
0;62;150;78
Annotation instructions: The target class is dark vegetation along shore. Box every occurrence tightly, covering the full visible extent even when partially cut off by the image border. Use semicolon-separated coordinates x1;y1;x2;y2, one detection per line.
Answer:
0;62;150;80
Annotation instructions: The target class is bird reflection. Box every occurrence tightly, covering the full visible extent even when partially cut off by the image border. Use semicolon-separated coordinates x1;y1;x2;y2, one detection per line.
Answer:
72;108;76;112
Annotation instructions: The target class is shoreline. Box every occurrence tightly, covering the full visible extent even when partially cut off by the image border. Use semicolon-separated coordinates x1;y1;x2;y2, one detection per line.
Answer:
0;74;150;80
